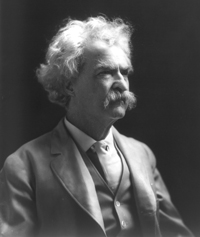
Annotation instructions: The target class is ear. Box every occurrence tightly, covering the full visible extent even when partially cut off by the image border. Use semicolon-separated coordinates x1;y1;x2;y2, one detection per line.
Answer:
65;81;75;97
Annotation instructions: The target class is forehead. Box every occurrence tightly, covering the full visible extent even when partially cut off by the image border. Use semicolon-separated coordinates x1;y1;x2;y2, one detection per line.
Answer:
83;40;132;70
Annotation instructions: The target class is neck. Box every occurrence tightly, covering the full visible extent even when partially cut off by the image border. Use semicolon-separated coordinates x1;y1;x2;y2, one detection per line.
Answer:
66;112;116;141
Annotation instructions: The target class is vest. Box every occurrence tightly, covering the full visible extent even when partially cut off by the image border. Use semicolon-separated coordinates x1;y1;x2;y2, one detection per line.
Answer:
83;144;141;237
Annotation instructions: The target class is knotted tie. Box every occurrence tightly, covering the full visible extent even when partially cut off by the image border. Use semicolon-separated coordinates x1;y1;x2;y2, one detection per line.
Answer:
88;141;122;192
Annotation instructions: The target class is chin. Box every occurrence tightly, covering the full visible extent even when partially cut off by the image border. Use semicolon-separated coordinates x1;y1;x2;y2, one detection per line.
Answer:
110;106;127;119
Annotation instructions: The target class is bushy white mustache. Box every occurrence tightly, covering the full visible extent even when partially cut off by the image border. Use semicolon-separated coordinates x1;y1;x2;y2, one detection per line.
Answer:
104;90;137;110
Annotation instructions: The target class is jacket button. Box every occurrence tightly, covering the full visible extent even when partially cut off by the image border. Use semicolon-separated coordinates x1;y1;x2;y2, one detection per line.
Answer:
115;201;120;207
121;220;127;228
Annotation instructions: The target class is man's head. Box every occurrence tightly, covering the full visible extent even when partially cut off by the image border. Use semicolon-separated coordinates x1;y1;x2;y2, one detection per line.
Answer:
69;39;136;125
37;15;136;115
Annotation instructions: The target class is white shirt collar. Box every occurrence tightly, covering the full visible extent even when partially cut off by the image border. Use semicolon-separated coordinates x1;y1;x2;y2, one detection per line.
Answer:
64;118;114;152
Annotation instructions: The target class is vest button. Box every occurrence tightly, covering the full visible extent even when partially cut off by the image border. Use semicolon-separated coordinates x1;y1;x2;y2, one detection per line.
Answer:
105;145;109;151
121;220;127;228
115;201;120;207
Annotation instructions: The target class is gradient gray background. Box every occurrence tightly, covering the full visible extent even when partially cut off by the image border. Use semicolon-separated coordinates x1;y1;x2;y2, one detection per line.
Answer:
0;0;200;235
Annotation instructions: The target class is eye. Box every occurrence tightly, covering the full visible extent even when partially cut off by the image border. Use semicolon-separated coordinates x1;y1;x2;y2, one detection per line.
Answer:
98;70;114;76
120;69;130;76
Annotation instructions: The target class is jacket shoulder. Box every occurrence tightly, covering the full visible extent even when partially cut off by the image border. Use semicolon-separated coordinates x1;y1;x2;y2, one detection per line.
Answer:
7;131;52;161
0;131;52;181
114;128;157;169
1;119;67;176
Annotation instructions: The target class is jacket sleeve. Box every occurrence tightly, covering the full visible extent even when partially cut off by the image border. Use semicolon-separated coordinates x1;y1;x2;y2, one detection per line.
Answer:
144;144;194;237
0;154;38;237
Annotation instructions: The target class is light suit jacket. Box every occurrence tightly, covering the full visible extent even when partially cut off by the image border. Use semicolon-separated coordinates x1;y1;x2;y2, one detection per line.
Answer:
0;119;193;237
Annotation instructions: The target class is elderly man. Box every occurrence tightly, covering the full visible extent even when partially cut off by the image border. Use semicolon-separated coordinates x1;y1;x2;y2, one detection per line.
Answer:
0;16;193;237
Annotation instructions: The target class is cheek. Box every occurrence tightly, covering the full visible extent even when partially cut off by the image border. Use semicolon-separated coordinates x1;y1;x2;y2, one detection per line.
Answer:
96;80;113;94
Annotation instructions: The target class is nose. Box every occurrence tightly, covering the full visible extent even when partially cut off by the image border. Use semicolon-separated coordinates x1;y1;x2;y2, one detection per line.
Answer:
113;71;129;92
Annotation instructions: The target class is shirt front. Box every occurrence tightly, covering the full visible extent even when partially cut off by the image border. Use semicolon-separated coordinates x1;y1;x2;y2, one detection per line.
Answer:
64;118;137;237
64;118;114;152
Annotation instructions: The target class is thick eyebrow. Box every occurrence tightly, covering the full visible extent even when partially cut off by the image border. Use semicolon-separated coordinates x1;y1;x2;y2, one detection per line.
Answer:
94;59;133;73
94;60;116;71
121;66;134;74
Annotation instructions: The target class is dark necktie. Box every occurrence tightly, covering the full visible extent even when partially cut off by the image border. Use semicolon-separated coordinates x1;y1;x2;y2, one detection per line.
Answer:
87;141;122;192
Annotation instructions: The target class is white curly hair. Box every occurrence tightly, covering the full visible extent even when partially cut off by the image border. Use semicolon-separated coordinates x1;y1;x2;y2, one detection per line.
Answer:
37;16;133;108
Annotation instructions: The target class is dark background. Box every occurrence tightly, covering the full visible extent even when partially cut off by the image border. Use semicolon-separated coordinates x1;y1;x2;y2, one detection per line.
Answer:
0;0;200;235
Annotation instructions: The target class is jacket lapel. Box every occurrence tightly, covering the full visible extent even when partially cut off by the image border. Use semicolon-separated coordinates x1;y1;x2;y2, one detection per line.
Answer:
50;120;105;233
113;127;158;237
